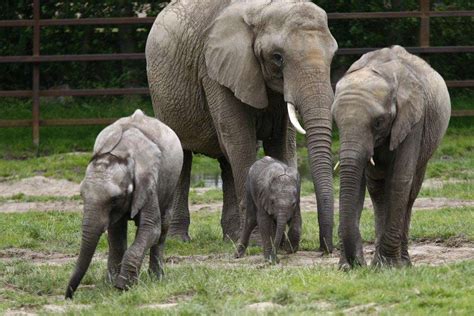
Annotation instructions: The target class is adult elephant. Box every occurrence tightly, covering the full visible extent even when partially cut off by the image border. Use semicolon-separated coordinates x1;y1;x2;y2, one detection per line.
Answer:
146;0;337;252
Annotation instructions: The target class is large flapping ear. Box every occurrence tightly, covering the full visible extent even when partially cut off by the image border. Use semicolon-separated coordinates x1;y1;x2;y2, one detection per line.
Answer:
129;135;161;219
389;66;425;151
93;124;123;156
205;3;268;109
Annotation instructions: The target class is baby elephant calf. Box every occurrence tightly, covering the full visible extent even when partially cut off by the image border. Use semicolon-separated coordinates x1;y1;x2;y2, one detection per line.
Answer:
65;110;183;299
235;156;301;263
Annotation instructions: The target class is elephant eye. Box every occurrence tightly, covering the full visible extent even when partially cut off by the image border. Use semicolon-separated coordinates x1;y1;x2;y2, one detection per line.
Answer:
373;117;384;130
272;52;284;67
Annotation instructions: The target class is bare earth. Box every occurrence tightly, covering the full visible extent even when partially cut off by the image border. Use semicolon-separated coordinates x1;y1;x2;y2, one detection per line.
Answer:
1;243;473;268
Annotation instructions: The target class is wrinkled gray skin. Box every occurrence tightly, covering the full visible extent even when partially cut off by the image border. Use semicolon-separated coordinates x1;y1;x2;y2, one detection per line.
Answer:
235;156;301;263
146;0;337;252
332;46;451;269
65;110;183;299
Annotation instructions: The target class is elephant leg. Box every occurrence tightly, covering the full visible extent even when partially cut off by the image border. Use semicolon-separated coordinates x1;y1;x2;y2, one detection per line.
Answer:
169;150;192;242
116;199;160;290
366;174;387;251
149;223;168;280
219;157;241;241
204;76;257;242
235;191;258;258
107;216;128;283
258;213;278;264
401;165;427;266
373;130;421;267
285;207;301;254
339;175;367;269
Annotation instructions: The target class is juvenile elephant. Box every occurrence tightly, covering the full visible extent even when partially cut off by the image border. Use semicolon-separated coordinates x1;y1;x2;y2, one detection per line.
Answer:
332;46;451;268
65;110;183;298
146;0;337;252
235;156;301;263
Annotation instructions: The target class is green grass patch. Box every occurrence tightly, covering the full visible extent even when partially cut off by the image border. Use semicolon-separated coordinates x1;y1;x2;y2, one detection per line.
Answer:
0;255;473;314
0;194;80;203
1;207;472;256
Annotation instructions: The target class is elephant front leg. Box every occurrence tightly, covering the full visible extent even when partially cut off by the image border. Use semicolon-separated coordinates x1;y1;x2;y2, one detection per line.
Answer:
235;191;258;258
169;150;193;242
116;201;161;290
219;157;241;241
258;213;278;264
284;208;301;254
107;216;128;283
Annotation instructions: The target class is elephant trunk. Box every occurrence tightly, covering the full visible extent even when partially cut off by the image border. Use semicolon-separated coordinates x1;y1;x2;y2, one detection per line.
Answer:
65;215;104;299
286;69;334;253
273;211;287;258
338;140;367;266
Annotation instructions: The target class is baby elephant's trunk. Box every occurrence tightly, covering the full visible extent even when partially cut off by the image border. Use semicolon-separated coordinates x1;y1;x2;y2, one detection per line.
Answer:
65;218;103;299
273;212;287;260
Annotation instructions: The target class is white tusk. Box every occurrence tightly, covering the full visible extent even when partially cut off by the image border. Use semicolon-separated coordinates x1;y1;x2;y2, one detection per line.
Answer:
287;103;306;135
333;161;340;172
370;157;375;166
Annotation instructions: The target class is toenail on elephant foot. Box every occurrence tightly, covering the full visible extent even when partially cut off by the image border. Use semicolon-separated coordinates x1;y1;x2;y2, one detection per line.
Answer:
234;244;246;258
168;231;192;242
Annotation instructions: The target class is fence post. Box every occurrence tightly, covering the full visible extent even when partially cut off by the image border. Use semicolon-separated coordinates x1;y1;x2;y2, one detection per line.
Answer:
419;0;430;47
32;0;40;147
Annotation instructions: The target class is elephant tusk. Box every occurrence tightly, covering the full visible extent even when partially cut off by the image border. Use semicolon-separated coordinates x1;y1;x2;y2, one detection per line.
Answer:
333;161;340;172
287;103;306;135
370;157;375;166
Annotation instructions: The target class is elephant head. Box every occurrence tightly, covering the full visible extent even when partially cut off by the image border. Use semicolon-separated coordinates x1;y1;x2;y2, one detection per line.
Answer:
205;0;338;252
332;46;425;267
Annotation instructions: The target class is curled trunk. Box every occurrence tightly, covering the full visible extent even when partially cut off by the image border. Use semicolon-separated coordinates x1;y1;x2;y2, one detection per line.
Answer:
65;218;103;299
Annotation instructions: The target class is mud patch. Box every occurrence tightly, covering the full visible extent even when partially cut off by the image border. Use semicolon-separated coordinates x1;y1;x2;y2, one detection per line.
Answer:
0;248;76;266
0;176;79;197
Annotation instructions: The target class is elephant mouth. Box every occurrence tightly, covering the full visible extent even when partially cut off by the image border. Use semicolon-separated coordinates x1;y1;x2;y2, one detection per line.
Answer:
287;102;306;135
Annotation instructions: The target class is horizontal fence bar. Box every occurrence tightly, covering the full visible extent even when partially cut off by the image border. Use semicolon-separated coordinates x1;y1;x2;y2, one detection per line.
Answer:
451;110;474;117
0;53;145;63
0;80;471;99
1;10;472;28
1;46;473;64
2;108;473;128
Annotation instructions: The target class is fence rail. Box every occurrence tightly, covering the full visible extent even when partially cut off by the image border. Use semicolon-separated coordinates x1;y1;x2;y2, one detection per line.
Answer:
0;0;473;145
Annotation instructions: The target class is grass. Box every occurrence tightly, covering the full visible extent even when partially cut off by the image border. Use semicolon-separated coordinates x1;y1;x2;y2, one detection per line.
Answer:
0;207;473;314
1;207;473;257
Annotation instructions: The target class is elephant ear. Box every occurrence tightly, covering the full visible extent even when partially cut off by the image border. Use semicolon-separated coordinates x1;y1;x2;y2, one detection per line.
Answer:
205;4;268;109
93;123;123;156
129;130;161;219
389;68;425;151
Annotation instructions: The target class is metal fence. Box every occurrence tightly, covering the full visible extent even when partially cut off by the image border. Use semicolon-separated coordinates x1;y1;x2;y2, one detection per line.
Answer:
0;0;473;145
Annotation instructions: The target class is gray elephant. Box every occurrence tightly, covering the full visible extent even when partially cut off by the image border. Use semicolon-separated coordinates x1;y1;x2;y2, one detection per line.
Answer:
65;110;183;299
332;46;451;268
146;0;337;252
235;156;301;263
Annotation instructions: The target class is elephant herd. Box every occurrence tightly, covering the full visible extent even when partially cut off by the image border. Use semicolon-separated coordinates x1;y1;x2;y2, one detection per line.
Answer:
66;0;451;298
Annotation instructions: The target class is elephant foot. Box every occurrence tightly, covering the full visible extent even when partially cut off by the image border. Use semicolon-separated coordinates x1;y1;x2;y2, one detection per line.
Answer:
338;254;366;270
234;244;247;258
168;230;192;242
107;269;120;283
401;250;412;267
148;267;164;280
371;252;402;268
114;274;137;291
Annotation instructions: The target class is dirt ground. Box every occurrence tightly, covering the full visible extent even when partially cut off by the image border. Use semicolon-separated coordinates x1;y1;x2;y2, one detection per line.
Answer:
1;242;473;268
0;176;473;213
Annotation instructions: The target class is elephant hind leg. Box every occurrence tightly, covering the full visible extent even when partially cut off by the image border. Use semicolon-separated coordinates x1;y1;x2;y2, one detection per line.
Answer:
401;165;427;266
169;150;192;242
219;156;241;242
